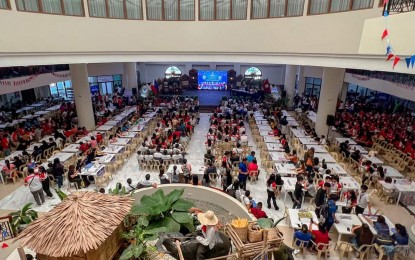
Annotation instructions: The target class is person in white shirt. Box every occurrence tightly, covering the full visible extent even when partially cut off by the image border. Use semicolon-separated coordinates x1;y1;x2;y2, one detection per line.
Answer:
138;174;157;188
161;150;172;161
239;190;252;210
153;148;163;161
196;211;220;254
172;150;183;163
24;169;45;206
137;151;144;162
144;151;154;161
240;132;248;143
355;184;372;215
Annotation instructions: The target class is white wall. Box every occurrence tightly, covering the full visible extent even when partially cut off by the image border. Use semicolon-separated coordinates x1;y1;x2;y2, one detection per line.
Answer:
303;66;323;78
87;63;124;76
138;62;285;85
344;73;415;102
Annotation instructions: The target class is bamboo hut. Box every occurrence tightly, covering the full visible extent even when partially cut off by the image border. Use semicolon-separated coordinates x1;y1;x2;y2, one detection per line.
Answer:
16;192;133;260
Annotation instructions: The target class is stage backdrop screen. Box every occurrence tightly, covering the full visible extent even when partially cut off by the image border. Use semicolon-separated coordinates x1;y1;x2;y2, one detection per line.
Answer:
198;70;228;90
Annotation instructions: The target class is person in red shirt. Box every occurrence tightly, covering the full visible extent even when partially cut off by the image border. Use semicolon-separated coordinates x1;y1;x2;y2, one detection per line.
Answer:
95;132;103;144
310;221;330;250
78;142;90;154
250;202;268;219
1;133;11;156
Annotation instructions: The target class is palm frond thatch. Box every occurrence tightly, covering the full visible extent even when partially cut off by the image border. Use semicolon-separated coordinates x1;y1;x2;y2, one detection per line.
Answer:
16;192;133;257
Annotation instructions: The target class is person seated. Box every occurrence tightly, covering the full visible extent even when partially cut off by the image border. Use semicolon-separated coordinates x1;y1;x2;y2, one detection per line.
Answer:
304;178;316;198
296;160;306;175
285;149;299;165
78;141;90;154
392;224;409;245
89;136;98;148
342;190;357;213
309;221;329;251
204;150;215;164
239;190;252;210
126;178;136;192
339;140;350;158
48;138;56;150
161;150;171;161
232;143;244;154
159;169;171;184
329;175;342;195
350;149;361;162
153;147;163;162
294;224;312;252
250;202;268;219
247;158;259;179
68;164;83;187
137;174;157;188
172;150;183;163
246;151;256;163
350;223;374;250
230;151;240;163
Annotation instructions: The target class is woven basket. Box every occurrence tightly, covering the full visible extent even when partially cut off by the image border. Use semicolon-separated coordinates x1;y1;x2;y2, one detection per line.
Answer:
232;225;248;243
248;223;263;243
266;227;283;240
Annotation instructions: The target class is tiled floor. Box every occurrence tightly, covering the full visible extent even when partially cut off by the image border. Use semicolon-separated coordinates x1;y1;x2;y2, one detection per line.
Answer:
1;113;415;259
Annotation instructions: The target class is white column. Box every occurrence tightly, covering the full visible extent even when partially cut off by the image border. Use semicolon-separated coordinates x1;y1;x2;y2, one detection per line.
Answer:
123;62;138;90
297;66;306;95
284;65;297;108
315;67;345;136
339;82;348;104
70;64;95;130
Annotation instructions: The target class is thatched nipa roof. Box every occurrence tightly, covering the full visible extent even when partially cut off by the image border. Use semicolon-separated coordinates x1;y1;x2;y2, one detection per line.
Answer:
17;192;133;257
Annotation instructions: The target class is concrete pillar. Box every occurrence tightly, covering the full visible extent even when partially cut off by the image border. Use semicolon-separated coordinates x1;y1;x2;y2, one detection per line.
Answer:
315;67;345;136
340;82;348;104
70;64;95;130
123;62;138;90
297;65;306;95
284;65;297;108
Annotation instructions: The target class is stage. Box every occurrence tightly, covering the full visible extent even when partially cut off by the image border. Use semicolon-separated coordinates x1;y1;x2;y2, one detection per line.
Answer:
182;90;230;107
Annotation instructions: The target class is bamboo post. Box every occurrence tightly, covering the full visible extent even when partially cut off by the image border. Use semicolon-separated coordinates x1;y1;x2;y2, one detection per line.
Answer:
261;229;268;260
175;240;185;260
17;247;26;260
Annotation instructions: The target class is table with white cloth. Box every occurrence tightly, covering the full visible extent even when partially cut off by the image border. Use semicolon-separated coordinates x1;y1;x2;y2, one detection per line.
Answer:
335;138;357;146
281;110;290;117
111;138;131;146
28;102;46;109
378;180;415;206
22;114;36;120
298;137;319;146
93;154;116;164
104;120;120;126
255;118;269;125
263;136;280;143
361;154;383;165
96;125;114;132
47;152;75;164
269;152;289;163
259;131;272;137
358;214;394;236
290;128;308;138
334;214;362;249
102;145;124;154
287;121;299;127
266;143;284;152
258;125;272;131
112;115;126;122
76;136;93;144
62;144;80;153
143;112;157;118
130;124;146;132
314;153;337;163
349;145;368;154
288;209;319;230
275;163;297;177
281;177;298;203
325;163;348;176
382;166;404;179
26;142;43;153
45;105;61;111
79;163;106;177
305;145;327;153
5;151;23;161
118;132;138;138
16;106;34;114
338;176;360;196
34;110;50;117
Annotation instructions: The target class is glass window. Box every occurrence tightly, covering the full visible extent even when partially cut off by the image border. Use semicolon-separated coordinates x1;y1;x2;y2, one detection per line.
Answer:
352;0;373;9
200;0;246;20
16;0;40;12
165;66;182;78
88;77;98;83
180;0;195;20
200;0;214;20
309;0;329;14
287;0;304;16
126;0;143;19
252;0;303;19
42;0;63;14
330;0;350;12
108;0;125;18
164;0;179;20
216;0;231;20
269;0;285;18
63;0;83;16
0;0;10;9
49;83;58;97
113;75;122;81
88;0;107;17
304;77;321;97
147;0;163;20
232;0;247;19
251;0;268;19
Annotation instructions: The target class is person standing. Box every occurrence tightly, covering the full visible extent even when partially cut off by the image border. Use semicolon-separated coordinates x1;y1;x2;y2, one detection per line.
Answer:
355;185;372;215
292;176;304;209
52;158;64;188
238;158;248;190
323;199;339;232
182;159;192;184
266;173;280;210
314;182;331;218
24;169;45;206
38;166;53;198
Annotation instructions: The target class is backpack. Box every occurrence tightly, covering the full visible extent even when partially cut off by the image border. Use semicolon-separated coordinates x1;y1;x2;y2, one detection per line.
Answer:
182;164;190;177
319;203;329;224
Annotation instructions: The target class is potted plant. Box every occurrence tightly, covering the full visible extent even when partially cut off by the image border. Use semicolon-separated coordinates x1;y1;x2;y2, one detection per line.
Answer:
8;203;38;234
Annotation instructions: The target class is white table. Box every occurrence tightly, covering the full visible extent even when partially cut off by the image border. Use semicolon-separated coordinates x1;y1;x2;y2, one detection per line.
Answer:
258;125;272;131
34;110;50;116
288;209;319;231
287;121;299;127
111;138;131;146
130;124;145;132
335;138;357;146
93;154;116;164
290;128;308;138
5;151;23;161
325;163;348;176
307;111;317;124
259;131;272;136
349;145;368;154
263;136;280;143
45;105;61;111
47;152;74;164
80;164;106;177
306;145;327;153
102;145;124;154
61;144;80;153
361;154;383;165
314;153;336;163
26;142;43;153
96;125;114;132
275;163;297;177
112;115;126;121
379;180;415;206
383;166;404;179
334;214;362;249
358;214;394;236
266;143;284;152
339;177;360;196
76;136;93;144
104;120;120;126
118;132;137;138
282;177;298;203
269;152;289;163
298;138;318;145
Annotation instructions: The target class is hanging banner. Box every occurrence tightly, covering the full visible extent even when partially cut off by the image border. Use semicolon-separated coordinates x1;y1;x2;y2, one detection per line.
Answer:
0;75;38;86
52;72;71;78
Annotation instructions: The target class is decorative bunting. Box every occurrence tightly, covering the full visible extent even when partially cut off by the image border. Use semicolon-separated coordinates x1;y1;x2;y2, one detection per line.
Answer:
1;243;8;249
386;54;394;61
383;0;388;5
381;29;389;40
393;56;401;69
405;57;411;68
411;55;415;68
386;46;391;55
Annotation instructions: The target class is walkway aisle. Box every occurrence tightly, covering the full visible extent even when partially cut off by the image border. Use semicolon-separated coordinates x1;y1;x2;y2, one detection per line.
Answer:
185;113;211;171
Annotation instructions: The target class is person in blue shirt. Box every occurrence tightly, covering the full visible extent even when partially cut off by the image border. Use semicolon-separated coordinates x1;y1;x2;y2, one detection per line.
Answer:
246;151;256;163
392;224;409;245
238;158;248;190
373;215;390;239
294;224;312;248
323;199;339;232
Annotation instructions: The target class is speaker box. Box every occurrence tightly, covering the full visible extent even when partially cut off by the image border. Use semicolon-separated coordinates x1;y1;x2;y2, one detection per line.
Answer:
326;115;335;126
281;90;286;97
132;88;137;96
